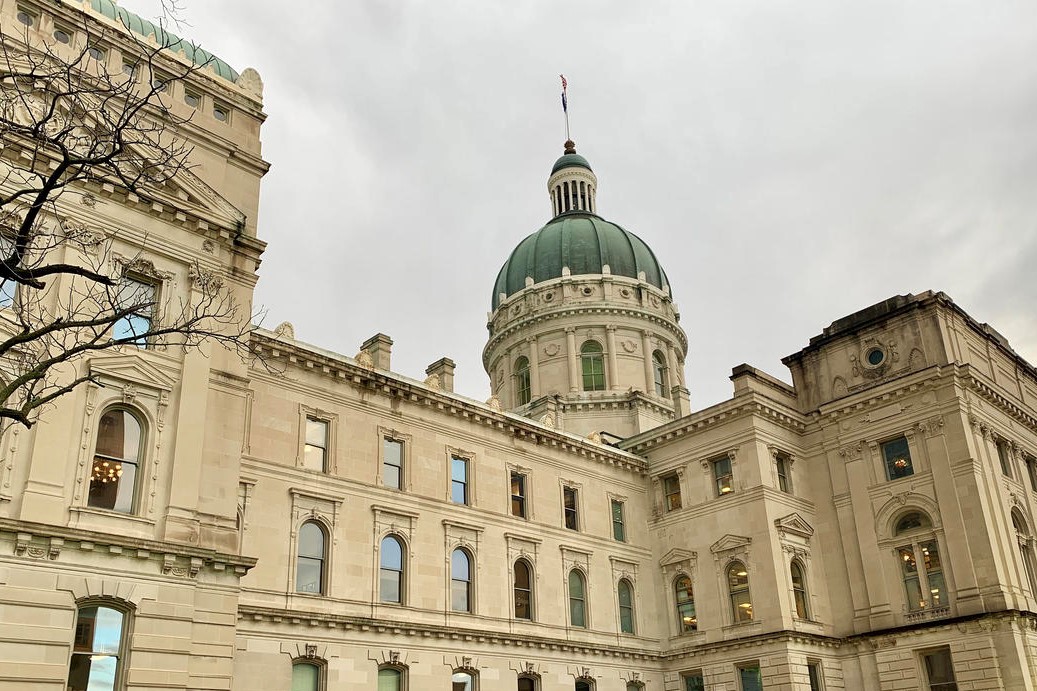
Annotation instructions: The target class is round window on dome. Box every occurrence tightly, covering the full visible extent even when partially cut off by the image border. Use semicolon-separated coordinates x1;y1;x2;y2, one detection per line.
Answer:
866;347;885;366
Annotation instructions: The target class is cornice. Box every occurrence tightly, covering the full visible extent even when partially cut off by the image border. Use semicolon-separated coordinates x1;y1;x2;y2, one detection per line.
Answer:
251;332;648;475
621;394;808;454
238;604;660;661
0;517;256;576
964;368;1037;432
814;365;947;423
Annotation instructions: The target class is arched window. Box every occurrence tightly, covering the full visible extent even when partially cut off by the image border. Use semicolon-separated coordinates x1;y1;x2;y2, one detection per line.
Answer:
1013;511;1037;595
514;559;533;620
790;560;809;619
515;356;531;406
67;602;130;691
652;350;668;397
617;579;635;634
292;661;322;691
581;341;606;391
89;407;144;513
518;677;538;691
675;575;697;632
727;561;753;622
451;548;472;612
380;535;404;604
452;670;477;690
568;569;587;628
378;667;404;691
296;521;327;594
895;511;931;535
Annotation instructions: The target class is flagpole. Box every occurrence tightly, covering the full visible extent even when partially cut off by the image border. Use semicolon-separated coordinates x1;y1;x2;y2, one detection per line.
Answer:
560;74;571;142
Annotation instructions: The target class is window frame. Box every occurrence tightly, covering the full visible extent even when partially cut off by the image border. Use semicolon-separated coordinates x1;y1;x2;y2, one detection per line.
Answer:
611;498;625;541
184;90;201;109
727;560;753;623
1026;452;1037;493
652;349;668;397
996;438;1014;478
88;406;146;515
510;470;528;518
580;340;606;391
295;519;328;595
67;599;133;691
1013;510;1037;596
775;452;792;494
617;578;636;634
919;647;958;691
807;660;825;691
379;534;406;605
562;484;579;531
663;473;682;511
517;675;539;691
513;558;534;620
212;102;231;123
52;24;72;44
113;274;157;348
567;568;588;628
450;455;470;505
790;559;809;619
452;669;478;691
881;435;915;481
303;416;330;473
291;659;324;691
450;547;473;613
712;455;734;497
736;663;763;691
382;436;405;490
681;672;705;691
675;574;697;633
514;355;531;406
377;665;407;691
16;6;38;27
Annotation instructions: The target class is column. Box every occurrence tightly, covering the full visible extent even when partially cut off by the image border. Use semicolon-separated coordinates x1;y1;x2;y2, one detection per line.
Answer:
641;330;654;396
606;325;619;391
527;336;540;400
565;327;578;392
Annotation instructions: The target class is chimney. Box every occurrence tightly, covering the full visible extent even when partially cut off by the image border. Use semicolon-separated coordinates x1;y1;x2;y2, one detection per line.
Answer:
426;357;456;393
361;333;393;370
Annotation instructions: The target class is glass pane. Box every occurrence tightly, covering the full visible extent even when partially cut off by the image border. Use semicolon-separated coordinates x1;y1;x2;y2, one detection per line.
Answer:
684;675;705;691
927;570;947;607
95;410;141;461
570;597;586;627
88;459;136;513
808;663;823;691
303;445;325;472
0;279;15;307
384;439;402;467
452;550;470;581
921;541;942;571
883;437;914;479
739;666;763;691
452;479;467;504
378;668;401;691
383;463;401;489
451;457;467;482
620;605;634;633
296;557;322;594
117;279;155;312
899;546;918;576
896;512;928;534
511;473;525;498
515;562;530;589
678;601;697;631
380;569;401;603
904;575;924;610
67;652;117;691
515;587;531;619
113;313;152;343
568;571;584;598
713;456;731;478
451;580;470;612
518;679;536;691
512;495;525;517
923;649;956;684
298;523;325;559
305;419;327;447
380;537;402;569
731;589;753;621
618;581;632;607
292;663;319;691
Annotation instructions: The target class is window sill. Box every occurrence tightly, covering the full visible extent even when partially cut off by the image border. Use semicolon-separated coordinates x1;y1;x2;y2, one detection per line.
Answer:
69;506;156;526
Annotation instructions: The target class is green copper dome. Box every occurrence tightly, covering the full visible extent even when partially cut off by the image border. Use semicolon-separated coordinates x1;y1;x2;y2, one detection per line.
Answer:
551;153;592;175
492;213;669;310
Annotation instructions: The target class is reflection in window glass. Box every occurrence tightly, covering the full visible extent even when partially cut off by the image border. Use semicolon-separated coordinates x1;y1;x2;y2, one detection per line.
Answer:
452;671;474;691
511;472;526;518
675;575;697;632
303;418;328;472
292;662;320;691
67;605;125;691
728;561;752;622
380;536;404;603
563;486;578;530
883;436;914;480
378;668;402;691
739;666;763;691
618;579;635;633
581;341;605;391
451;457;468;504
113;277;155;346
713;456;733;496
611;499;625;541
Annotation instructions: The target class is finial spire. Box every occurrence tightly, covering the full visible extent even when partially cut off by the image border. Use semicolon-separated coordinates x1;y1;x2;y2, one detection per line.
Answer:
563;139;576;154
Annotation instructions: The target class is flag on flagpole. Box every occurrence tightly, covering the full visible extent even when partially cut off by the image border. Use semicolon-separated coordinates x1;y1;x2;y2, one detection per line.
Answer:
560;74;568;112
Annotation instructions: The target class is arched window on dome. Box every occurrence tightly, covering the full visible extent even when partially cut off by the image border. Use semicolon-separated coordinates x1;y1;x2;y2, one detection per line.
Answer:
89;407;144;514
514;356;531;406
581;341;606;392
652;350;668;398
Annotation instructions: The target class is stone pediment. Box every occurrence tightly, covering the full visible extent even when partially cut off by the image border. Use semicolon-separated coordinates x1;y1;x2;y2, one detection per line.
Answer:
153;165;247;231
89;355;175;392
710;534;752;554
659;547;696;568
775;512;815;538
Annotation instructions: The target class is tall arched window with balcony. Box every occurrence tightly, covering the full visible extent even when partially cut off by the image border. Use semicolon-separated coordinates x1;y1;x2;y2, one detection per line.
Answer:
1013;510;1037;595
89;407;144;513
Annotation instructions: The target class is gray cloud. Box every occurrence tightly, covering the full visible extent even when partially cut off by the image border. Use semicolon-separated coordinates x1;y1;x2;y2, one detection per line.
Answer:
131;0;1037;408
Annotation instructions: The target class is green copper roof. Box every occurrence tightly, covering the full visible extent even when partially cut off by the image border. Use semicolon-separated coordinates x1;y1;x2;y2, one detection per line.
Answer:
88;0;239;82
492;213;669;310
551;153;592;175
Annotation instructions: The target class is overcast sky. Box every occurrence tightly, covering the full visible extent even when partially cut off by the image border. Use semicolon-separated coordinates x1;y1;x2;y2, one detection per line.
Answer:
132;0;1037;409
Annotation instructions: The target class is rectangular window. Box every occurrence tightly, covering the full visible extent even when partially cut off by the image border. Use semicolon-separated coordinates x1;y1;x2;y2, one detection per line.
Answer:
383;438;403;489
511;471;526;518
611;499;625;541
807;661;824;691
738;664;763;691
563;486;578;530
451;456;468;504
113;276;155;347
882;436;914;480
921;648;958;691
303;418;328;472
663;474;682;511
713;456;733;496
682;673;705;691
1027;454;1037;492
776;453;791;493
996;439;1013;477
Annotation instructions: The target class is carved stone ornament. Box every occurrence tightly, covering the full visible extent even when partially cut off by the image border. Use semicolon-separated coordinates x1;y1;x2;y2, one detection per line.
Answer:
304;644;318;659
486;396;502;412
61;219;106;253
236;67;264;98
917;415;945;438
202;239;216;254
586;431;602;443
389;650;401;665
273;321;295;339
424;373;442;391
839;441;864;461
114;255;173;282
188;262;223;291
540;412;556;429
544;343;560;357
621;339;637;353
355;350;374;369
81;192;97;207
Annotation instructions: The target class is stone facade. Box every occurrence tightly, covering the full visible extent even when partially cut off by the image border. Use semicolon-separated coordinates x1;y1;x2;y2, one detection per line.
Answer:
1;2;1037;691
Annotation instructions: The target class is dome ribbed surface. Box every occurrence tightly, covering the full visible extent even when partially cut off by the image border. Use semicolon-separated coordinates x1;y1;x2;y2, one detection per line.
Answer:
551;153;592;175
492;214;669;309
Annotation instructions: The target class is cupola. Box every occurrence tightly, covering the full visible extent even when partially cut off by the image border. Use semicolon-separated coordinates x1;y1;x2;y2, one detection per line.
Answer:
548;140;598;216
